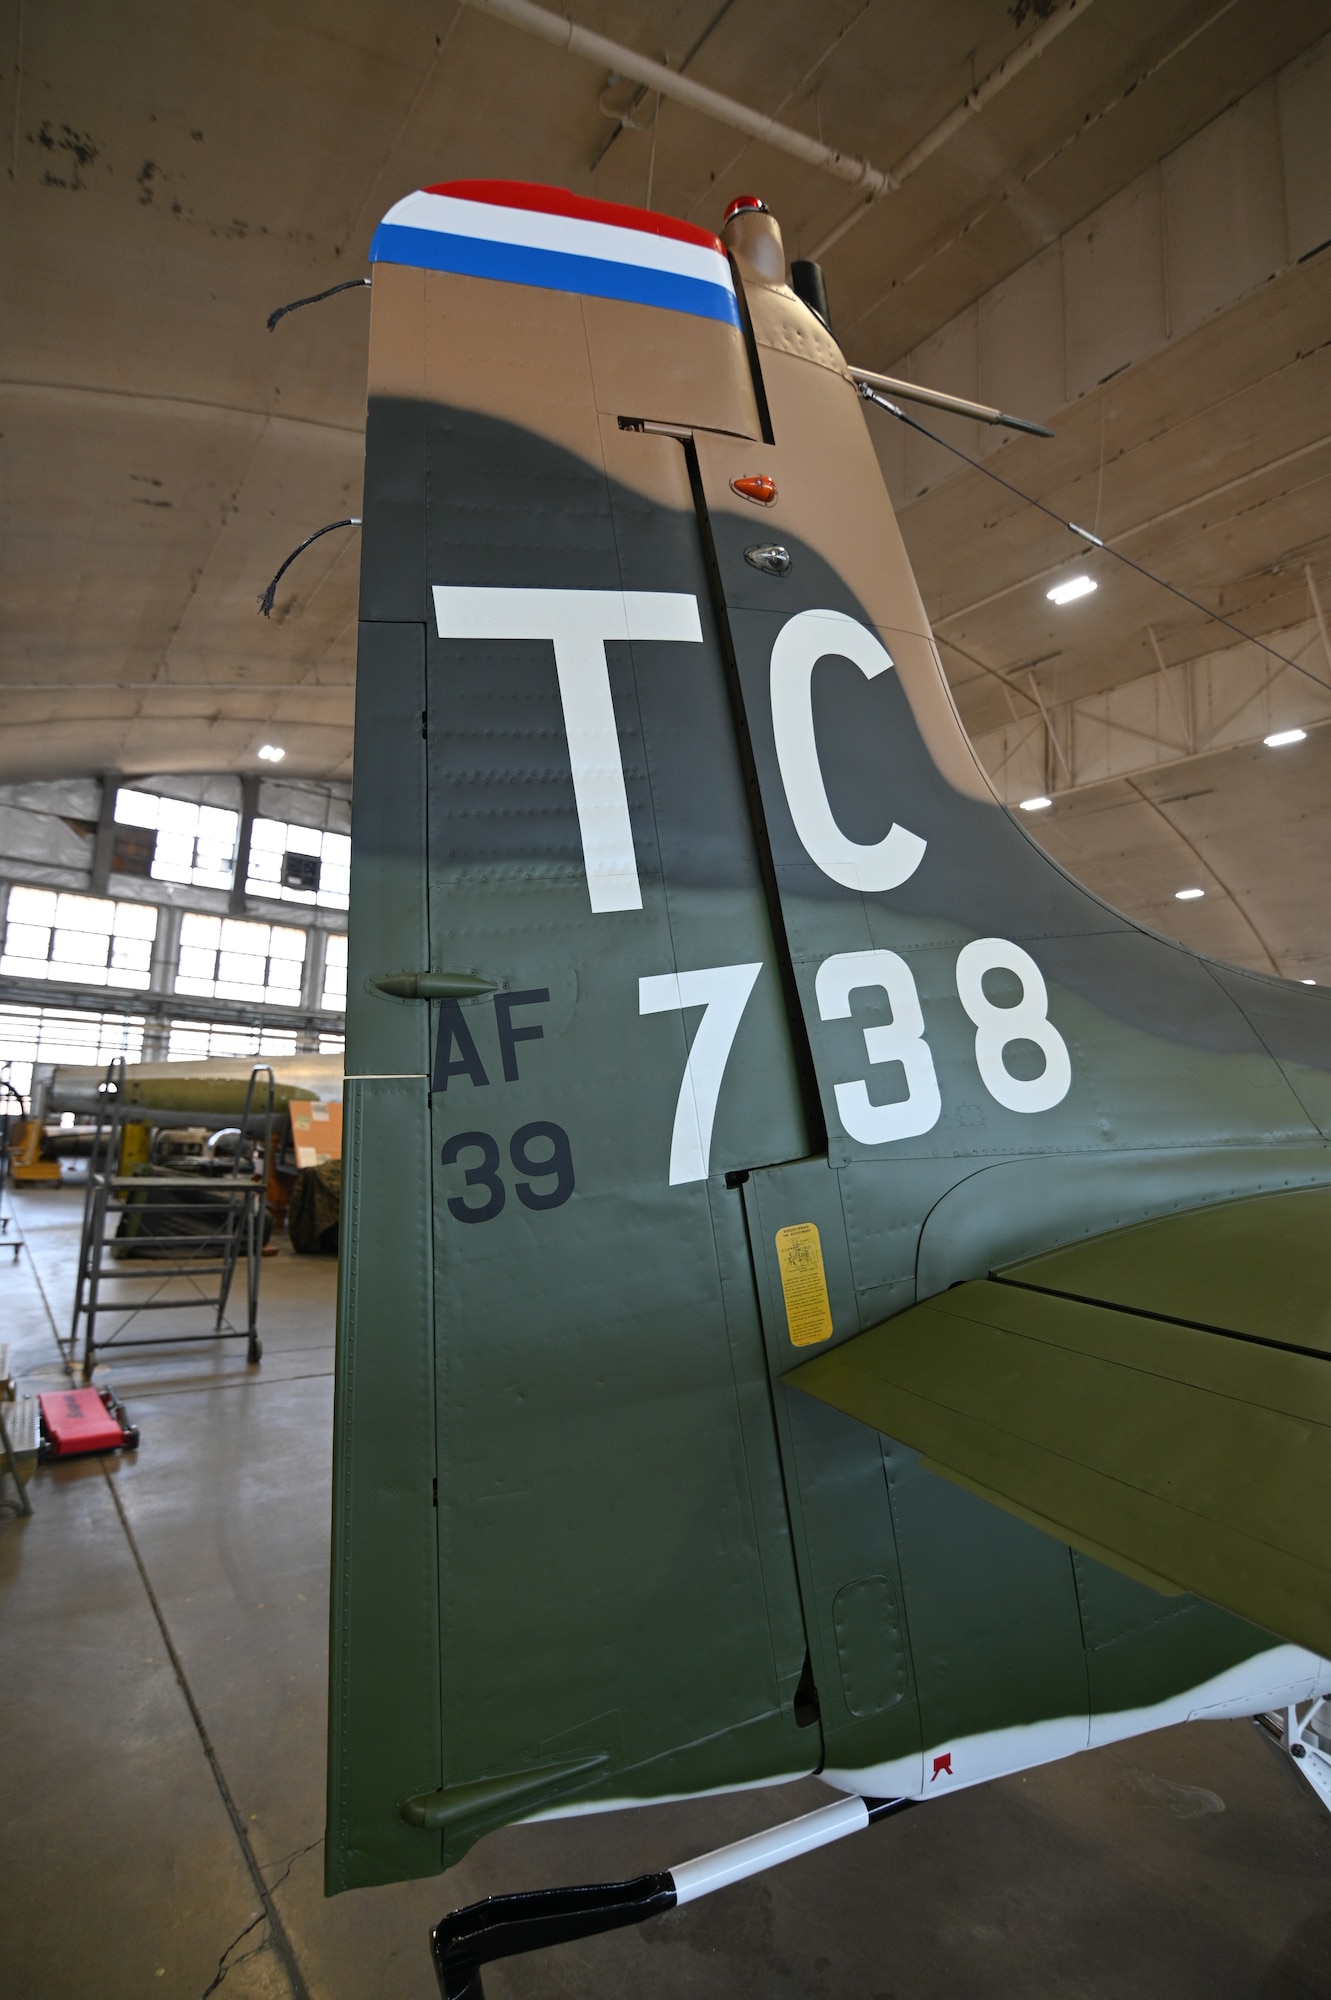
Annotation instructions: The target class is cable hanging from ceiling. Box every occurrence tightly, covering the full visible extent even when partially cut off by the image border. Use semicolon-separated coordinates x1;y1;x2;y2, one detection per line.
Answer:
857;383;1329;694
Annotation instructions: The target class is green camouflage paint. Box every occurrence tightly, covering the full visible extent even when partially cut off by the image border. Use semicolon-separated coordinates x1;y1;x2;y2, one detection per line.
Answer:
327;190;1331;1892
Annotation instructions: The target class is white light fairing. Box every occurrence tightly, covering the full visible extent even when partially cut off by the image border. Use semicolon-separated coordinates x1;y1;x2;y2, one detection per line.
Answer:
1120;1644;1331;1738
432;586;703;913
821;1644;1331;1799
769;609;927;893
520;1650;1331;1838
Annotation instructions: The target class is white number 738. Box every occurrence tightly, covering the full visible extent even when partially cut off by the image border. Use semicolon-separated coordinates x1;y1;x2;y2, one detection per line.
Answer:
641;940;1071;1185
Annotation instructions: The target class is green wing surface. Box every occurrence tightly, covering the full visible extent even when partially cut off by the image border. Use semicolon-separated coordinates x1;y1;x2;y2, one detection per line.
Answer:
789;1189;1331;1659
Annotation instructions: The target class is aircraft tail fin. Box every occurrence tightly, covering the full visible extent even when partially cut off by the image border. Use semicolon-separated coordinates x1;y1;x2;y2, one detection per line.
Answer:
329;177;1331;1899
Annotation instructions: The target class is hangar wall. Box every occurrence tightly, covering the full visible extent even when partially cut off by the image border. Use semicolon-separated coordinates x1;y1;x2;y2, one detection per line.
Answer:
875;32;1331;502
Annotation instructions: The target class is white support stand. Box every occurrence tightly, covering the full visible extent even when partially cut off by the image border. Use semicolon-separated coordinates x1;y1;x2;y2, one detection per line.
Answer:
429;1792;914;1997
1255;1702;1331;1811
671;1794;875;1904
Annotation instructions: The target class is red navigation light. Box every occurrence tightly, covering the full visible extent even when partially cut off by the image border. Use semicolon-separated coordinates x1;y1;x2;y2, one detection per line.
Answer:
723;194;768;225
731;474;777;506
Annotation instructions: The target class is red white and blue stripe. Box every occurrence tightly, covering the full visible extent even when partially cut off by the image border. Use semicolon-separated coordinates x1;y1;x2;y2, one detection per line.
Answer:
371;180;740;328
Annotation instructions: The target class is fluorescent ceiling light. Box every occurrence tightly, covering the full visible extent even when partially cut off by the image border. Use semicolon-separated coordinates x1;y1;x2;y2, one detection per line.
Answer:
1264;728;1307;748
1175;887;1204;900
1019;796;1052;812
1047;575;1097;606
257;744;286;763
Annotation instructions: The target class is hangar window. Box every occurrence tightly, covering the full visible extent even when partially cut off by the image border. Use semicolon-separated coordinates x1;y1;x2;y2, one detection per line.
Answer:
321;934;347;1011
174;913;306;1006
246;818;350;911
114;788;239;892
0;887;157;989
0;1001;145;1102
165;1019;301;1061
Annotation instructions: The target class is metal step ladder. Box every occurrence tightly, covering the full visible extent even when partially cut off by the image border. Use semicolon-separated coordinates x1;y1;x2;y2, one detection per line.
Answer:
71;1059;276;1380
0;1342;36;1517
0;1066;27;1265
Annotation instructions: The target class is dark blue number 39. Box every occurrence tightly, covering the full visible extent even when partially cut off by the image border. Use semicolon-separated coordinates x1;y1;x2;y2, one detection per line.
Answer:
440;1121;575;1224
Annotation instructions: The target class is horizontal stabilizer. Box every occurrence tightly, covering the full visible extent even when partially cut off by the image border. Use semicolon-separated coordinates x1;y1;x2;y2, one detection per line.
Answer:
789;1190;1331;1659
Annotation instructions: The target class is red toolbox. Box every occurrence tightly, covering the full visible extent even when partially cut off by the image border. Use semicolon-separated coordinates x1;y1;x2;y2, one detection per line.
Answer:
38;1385;139;1458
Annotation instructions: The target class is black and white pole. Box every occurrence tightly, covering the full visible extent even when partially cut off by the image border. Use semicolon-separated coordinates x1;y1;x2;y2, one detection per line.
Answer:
430;1793;914;1998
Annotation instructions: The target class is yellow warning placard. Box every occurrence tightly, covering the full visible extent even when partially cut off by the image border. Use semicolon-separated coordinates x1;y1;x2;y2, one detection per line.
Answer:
775;1222;833;1347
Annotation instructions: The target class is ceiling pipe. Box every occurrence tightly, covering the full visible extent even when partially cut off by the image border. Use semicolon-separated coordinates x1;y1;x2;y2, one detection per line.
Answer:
457;0;1095;248
807;0;1096;260
455;0;894;194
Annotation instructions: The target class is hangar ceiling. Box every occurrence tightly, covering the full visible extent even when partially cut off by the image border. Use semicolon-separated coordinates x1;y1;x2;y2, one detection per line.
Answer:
3;0;1331;977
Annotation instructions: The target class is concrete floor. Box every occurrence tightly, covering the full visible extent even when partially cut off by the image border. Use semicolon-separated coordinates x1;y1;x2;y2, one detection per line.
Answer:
3;1184;1330;2000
